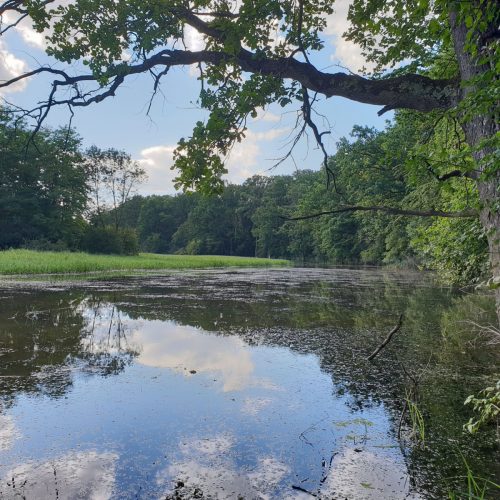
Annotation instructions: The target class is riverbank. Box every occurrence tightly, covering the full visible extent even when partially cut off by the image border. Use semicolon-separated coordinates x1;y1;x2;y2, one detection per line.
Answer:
0;249;289;276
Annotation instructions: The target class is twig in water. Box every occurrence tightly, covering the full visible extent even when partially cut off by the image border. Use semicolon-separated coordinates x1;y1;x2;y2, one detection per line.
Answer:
291;485;318;497
397;399;409;439
367;314;403;361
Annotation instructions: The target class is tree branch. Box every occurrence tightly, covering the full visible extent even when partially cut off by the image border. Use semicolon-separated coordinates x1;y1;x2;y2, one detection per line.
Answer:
283;205;477;220
1;46;458;117
177;10;458;111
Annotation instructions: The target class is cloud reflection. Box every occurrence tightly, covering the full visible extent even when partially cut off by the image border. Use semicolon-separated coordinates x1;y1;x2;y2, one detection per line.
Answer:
159;434;290;499
0;415;21;451
320;448;421;499
1;451;117;500
130;320;256;392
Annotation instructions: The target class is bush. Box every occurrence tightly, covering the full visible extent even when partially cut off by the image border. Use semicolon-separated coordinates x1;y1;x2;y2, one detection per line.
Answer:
22;238;69;252
119;227;139;255
81;226;139;255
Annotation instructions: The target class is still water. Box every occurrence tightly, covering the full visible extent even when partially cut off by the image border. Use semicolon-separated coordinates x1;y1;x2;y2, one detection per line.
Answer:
0;268;498;499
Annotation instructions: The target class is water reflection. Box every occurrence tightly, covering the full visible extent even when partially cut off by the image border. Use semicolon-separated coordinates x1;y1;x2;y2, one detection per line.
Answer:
131;320;256;392
0;415;21;452
1;451;117;499
0;268;498;498
324;448;419;499
160;434;291;499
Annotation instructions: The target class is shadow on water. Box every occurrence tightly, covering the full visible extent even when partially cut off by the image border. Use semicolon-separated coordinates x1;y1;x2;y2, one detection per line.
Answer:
0;268;498;499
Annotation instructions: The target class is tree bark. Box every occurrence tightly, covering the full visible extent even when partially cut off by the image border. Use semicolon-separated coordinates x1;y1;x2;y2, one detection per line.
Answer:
450;8;500;321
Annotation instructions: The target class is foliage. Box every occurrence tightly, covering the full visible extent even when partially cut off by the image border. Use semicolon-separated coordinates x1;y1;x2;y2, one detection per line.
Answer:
1;95;487;284
464;381;500;435
411;218;488;285
13;0;497;192
0;110;87;250
90;114;487;285
81;226;139;255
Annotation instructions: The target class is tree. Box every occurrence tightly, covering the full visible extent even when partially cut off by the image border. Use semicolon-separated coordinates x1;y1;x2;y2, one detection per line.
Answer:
0;109;87;249
0;1;498;288
84;147;146;228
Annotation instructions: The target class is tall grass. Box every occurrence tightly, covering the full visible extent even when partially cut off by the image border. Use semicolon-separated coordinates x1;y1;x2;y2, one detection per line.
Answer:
405;390;425;443
0;249;289;276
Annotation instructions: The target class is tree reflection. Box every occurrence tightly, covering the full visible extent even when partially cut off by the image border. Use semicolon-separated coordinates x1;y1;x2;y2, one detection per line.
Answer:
77;298;140;376
0;293;140;406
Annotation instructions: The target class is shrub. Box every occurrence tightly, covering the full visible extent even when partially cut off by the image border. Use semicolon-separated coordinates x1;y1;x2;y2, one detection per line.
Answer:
118;227;139;255
22;238;69;252
81;226;139;255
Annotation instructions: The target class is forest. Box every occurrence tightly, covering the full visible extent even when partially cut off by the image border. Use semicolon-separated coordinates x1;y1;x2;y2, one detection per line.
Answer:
1;105;487;286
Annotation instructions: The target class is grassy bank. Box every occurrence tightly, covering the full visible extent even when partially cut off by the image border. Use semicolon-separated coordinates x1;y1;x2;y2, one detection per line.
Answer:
0;249;289;276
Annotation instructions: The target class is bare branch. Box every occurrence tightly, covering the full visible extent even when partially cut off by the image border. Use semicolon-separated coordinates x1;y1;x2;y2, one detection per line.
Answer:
367;314;403;361
300;86;343;195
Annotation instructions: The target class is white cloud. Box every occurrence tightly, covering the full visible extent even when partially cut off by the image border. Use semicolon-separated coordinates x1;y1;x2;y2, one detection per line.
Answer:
319;448;419;499
241;397;272;416
135;126;290;194
252;107;282;123
184;25;206;52
15;23;46;50
324;0;376;73
130;319;256;392
224;127;290;183
136;145;179;195
179;435;234;456
0;40;29;94
158;434;290;499
183;25;206;76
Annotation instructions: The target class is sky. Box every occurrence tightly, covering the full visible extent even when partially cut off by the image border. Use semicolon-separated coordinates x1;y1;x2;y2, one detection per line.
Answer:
0;1;391;196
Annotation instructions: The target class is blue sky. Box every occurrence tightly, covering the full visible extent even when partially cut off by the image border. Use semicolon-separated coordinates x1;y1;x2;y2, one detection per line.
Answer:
0;1;391;195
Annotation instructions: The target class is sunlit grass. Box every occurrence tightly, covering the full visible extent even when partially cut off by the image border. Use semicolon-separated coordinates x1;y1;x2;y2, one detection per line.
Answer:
0;249;289;276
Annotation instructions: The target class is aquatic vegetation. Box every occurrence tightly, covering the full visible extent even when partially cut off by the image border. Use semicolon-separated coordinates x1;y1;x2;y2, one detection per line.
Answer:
406;392;426;444
447;454;500;500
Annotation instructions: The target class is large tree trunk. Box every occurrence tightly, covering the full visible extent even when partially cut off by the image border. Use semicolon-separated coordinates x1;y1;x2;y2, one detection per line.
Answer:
450;8;500;322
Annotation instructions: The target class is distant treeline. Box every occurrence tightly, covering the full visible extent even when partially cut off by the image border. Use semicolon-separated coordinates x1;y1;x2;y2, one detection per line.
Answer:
0;107;488;284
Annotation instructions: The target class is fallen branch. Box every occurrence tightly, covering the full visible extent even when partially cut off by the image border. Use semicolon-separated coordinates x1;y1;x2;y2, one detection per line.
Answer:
367;314;403;361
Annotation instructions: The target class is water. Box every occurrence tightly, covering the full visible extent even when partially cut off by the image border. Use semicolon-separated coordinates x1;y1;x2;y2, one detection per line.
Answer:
0;268;498;499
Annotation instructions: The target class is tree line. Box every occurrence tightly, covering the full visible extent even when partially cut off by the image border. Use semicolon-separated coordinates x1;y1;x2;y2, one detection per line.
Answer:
104;109;488;285
1;106;486;285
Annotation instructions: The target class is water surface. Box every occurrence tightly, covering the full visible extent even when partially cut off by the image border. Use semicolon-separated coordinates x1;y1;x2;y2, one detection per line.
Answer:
0;268;498;499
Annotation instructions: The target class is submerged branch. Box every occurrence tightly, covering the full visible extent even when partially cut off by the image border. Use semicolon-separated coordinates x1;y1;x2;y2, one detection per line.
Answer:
367;314;404;361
